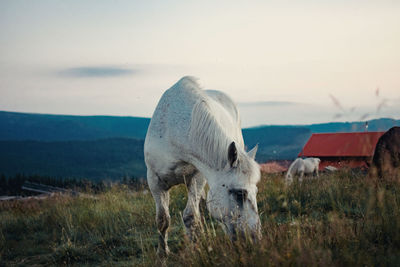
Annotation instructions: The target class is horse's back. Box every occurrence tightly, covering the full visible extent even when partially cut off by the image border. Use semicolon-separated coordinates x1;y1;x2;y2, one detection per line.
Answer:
145;77;200;142
303;159;313;171
303;158;319;172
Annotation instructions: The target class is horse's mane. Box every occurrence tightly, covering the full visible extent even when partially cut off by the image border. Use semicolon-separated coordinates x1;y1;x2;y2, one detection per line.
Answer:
180;77;259;184
189;99;232;170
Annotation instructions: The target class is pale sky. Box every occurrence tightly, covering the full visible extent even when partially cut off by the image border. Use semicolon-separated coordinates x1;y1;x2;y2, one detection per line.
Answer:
1;0;399;126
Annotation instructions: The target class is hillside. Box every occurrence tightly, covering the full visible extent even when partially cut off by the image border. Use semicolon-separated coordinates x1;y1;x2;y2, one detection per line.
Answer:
0;138;146;180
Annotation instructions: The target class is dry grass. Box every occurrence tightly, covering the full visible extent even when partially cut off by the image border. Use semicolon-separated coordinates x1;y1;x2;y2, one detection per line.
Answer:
1;170;400;266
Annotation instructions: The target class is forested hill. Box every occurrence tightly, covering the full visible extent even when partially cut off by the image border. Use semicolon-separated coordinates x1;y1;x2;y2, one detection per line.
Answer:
305;118;400;133
1;110;398;180
1;110;398;142
0;138;146;180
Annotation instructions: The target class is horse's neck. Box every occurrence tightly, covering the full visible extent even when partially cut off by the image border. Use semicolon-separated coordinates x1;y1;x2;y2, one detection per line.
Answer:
289;159;301;173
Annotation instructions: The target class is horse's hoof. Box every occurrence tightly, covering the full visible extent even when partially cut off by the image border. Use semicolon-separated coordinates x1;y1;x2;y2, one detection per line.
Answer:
156;254;168;267
157;246;170;259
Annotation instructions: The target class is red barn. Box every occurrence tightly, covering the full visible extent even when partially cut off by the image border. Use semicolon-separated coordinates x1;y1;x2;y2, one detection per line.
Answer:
299;132;385;170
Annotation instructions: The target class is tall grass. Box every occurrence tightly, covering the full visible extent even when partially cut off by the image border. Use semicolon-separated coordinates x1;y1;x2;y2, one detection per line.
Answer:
1;171;400;266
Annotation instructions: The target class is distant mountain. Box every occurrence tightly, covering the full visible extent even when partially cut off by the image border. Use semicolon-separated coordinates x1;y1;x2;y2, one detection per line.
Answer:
0;111;150;141
0;138;146;180
305;118;400;133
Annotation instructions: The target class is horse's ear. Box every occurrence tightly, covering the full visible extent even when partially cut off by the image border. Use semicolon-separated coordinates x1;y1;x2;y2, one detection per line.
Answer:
247;144;258;160
228;141;238;167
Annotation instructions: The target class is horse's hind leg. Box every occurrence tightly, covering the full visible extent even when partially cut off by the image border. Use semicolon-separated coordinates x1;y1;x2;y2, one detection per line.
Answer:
183;173;206;241
147;170;171;258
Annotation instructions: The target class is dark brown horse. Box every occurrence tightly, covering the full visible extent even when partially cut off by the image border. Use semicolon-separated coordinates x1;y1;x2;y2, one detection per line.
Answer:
372;127;400;178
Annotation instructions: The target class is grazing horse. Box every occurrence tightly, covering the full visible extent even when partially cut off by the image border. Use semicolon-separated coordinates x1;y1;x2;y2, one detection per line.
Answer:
285;157;320;183
144;77;261;258
372;127;400;178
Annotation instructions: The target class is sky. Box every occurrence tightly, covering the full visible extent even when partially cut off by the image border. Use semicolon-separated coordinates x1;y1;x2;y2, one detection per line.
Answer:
1;0;399;127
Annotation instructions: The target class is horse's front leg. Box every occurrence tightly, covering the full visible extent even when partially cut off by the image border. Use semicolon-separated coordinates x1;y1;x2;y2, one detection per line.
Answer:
285;174;293;184
299;170;304;182
183;173;206;241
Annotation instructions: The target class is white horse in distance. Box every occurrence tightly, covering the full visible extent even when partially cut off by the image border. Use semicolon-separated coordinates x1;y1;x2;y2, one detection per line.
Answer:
144;77;261;258
285;157;321;183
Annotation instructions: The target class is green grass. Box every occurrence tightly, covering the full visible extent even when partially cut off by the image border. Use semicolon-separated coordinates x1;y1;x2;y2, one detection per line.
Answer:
1;171;400;266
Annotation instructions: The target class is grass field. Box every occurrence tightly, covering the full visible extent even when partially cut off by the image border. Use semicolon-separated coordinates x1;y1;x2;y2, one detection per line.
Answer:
1;170;400;266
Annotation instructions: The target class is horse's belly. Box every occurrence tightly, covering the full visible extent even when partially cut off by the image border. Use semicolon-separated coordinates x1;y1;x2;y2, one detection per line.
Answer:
172;162;198;179
156;161;198;188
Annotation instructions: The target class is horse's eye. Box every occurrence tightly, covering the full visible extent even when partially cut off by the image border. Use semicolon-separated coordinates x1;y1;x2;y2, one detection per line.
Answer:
229;189;248;207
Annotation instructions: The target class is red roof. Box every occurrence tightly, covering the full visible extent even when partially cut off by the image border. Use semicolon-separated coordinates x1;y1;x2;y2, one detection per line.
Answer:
299;132;385;157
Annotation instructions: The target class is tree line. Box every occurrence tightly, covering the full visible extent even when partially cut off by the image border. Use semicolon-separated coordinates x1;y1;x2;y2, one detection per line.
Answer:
0;174;148;196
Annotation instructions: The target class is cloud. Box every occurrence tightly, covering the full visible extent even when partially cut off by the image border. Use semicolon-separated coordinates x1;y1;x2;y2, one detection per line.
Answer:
59;66;136;78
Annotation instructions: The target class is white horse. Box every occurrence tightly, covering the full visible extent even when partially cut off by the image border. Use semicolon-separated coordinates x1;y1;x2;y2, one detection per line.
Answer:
285;157;320;183
144;77;261;258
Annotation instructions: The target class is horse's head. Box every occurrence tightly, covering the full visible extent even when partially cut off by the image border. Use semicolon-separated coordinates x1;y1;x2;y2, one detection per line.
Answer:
206;142;261;241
